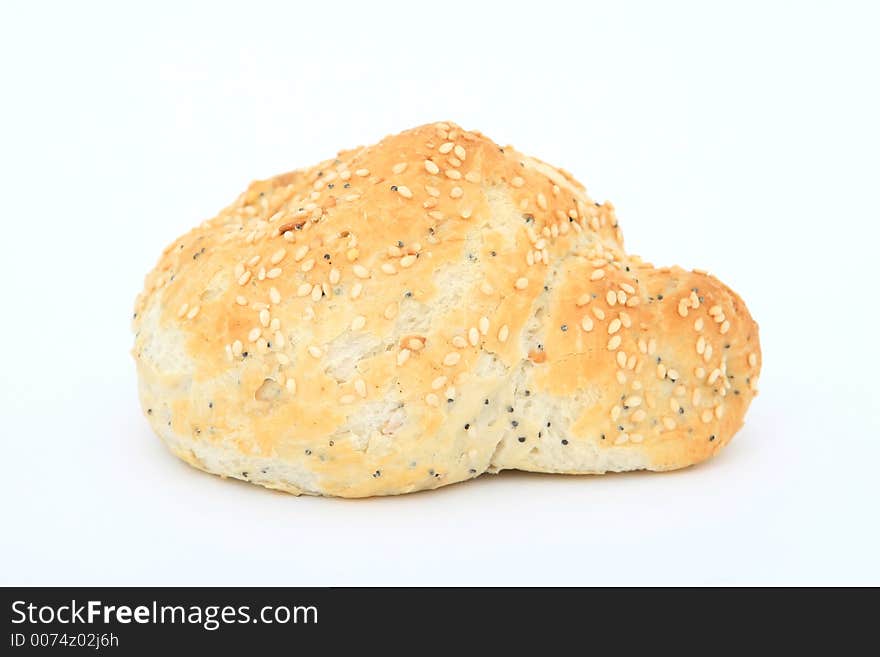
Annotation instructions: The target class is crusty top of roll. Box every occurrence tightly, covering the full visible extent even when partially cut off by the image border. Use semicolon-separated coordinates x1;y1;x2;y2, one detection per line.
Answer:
133;121;761;497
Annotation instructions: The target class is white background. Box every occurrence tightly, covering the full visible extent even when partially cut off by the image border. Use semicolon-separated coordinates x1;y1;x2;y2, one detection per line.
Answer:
1;1;878;585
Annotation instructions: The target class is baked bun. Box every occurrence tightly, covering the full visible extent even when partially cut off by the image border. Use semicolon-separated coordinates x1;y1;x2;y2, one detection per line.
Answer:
132;121;761;497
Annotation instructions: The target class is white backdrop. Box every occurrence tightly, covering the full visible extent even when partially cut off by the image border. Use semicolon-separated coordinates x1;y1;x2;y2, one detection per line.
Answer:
1;0;878;585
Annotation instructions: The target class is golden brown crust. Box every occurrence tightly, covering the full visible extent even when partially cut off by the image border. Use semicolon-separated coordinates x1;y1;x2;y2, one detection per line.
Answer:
132;121;761;497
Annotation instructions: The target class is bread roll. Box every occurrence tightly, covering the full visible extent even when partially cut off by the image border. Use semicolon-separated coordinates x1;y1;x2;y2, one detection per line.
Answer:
132;121;761;497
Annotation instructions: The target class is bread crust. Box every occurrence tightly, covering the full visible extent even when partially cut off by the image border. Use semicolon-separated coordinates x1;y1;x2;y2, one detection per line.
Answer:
132;122;761;497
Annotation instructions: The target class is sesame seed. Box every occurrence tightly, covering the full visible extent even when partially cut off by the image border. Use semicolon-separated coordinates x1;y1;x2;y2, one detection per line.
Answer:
296;283;311;297
701;409;714;423
708;368;722;384
445;169;462;180
276;353;290;365
381;262;397;275
350;282;363;299
449;186;463;199
355;168;369;177
425;160;440;174
432;375;447;390
611;405;622;421
425;185;441;197
511;176;525;188
339;394;355;405
384;303;398;319
657;363;667;379
396;185;413;199
607;335;622;350
329;268;340;285
460;208;472;219
238;271;252;286
308;345;322;359
697;336;706;354
667;368;680;381
632;409;647;423
286;379;296;395
537;193;548;210
480;281;495;295
625;395;642;407
695;317;704;332
452;335;468;349
695;367;706;379
438;142;454;154
616;351;627;368
748;352;757;368
662;417;676;430
630;433;644;443
592;307;606;320
606;290;617;306
515;277;529;290
720;320;730;334
616;370;627;384
351;315;366;331
310;284;322;302
353;264;370;279
590;269;605;281
709;305;722;316
355;379;367;397
619;312;631;328
397;349;411;366
177;303;188;318
615;433;629;445
235;295;248;306
270;248;287;265
608;318;622;334
259;309;270;327
186;305;200;320
703;344;713;362
269;287;281;304
294;245;309;262
232;340;243;356
479;316;489;335
465;171;480;183
454;145;466;159
248;327;261;342
581;316;594;332
426;393;440;407
468;327;479;346
576;294;592;307
392;162;408;174
498;325;509;343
